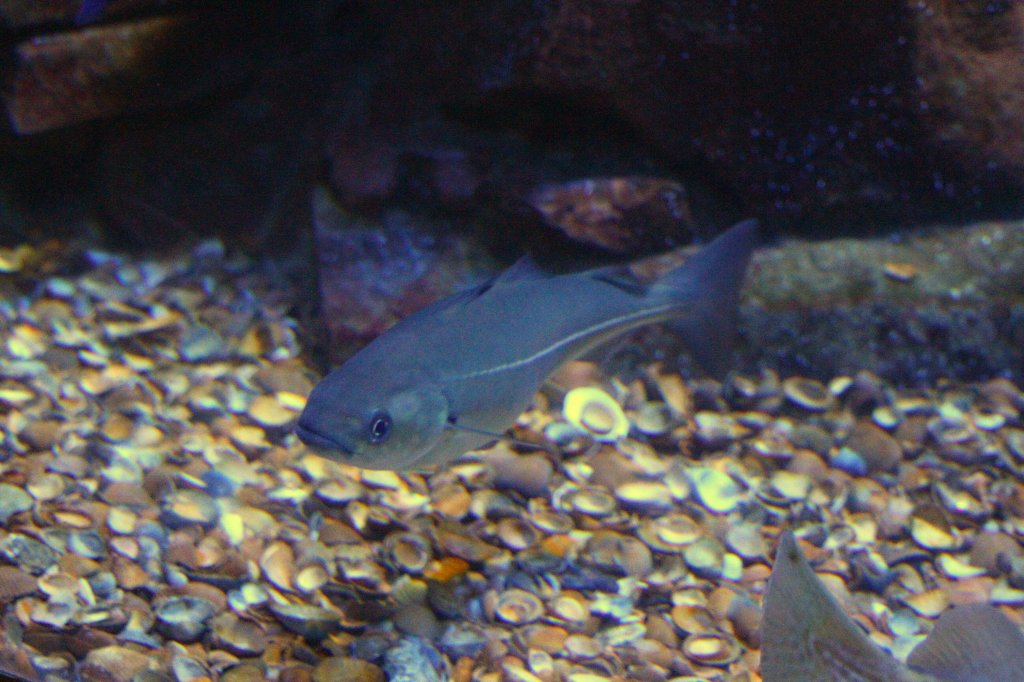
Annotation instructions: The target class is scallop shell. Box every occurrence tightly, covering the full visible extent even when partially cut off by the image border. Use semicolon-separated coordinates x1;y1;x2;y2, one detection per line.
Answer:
563;387;629;441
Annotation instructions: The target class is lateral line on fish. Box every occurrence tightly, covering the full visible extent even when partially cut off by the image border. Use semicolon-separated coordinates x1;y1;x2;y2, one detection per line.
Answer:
452;302;679;382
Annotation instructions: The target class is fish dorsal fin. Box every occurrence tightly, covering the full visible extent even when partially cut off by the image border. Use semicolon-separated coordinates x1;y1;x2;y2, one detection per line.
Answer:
907;603;1024;682
761;531;918;682
590;266;648;296
495;255;547;284
445;256;548;306
410;256;549;320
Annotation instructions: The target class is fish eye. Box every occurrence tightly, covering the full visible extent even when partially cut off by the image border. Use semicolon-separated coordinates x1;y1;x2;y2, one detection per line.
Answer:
366;411;392;444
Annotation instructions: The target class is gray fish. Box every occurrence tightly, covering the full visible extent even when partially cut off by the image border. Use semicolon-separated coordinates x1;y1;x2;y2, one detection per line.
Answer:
762;530;1024;682
296;219;758;470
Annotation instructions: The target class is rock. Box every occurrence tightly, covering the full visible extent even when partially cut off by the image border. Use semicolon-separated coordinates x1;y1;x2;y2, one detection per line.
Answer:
6;10;263;134
911;1;1024;185
311;187;496;364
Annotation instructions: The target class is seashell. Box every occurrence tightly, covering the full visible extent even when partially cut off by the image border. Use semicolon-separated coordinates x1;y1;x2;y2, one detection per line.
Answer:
682;632;741;666
247;394;296;428
748;430;796;461
488;450;554;498
632;401;672;436
830;446;868;476
782;376;832;411
469;489;521;520
0;381;37;407
19;419;62;451
438;624;489;660
491;588;544;625
268;602;340;640
973;411;1005;431
684;537;725;580
155;595;216;642
0;566;38;601
211;612;268;657
969;531;1023;573
639;513;702;552
313;657;386;682
598;622;645;646
0;483;33;523
521;623;570;654
394;601;443;640
170;655;212;682
992;578;1024;605
767;470;813;501
689;466;744;514
430;482;471;519
670;602;715;634
548;592;591;629
647;367;692;418
228;424;271;455
361;469;403;489
565;487;618;517
260;541;296;591
160;489;219;529
496;517;539;551
584;529;653;578
543;421;588;448
934;481;987;523
902;588;949;618
725;523;768;561
436;527;500;563
83;645;152;682
909;505;959;551
563;387;629;441
843;421;902;473
935;553;987;579
315;476;363;505
564;633;603;659
693;411;749;447
872;405;901;429
614;480;672;514
528;505;575;534
68;530;106;560
384;532;433;573
1004;428;1024;461
295;563;329;593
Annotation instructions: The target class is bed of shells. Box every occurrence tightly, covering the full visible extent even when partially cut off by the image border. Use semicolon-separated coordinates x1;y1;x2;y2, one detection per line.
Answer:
0;239;1022;682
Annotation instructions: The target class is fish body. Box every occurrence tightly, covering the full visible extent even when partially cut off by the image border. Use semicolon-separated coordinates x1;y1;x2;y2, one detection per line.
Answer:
297;219;758;470
762;531;1024;682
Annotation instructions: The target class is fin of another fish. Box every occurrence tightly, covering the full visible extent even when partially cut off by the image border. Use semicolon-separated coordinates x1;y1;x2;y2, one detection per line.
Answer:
906;603;1024;682
655;219;759;375
761;531;922;682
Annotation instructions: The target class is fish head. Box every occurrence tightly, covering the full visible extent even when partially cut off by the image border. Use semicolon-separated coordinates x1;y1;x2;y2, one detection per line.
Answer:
296;365;451;470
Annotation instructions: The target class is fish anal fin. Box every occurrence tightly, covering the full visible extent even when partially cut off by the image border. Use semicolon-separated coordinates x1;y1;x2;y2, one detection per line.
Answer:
907;603;1024;682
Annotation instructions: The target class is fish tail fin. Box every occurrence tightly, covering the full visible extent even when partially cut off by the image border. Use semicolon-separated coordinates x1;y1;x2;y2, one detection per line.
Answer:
761;531;915;682
907;603;1024;682
652;218;759;375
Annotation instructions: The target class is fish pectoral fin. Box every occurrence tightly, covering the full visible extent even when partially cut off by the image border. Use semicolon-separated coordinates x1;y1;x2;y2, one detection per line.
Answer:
446;416;549;452
907;603;1024;682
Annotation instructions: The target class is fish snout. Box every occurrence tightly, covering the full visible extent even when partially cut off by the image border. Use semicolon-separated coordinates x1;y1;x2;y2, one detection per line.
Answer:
295;418;355;457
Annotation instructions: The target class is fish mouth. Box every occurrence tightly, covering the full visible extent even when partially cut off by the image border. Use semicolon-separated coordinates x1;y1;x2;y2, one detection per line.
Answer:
295;421;354;456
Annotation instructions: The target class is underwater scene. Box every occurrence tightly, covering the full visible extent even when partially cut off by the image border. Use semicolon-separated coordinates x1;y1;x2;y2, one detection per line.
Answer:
2;2;1024;681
